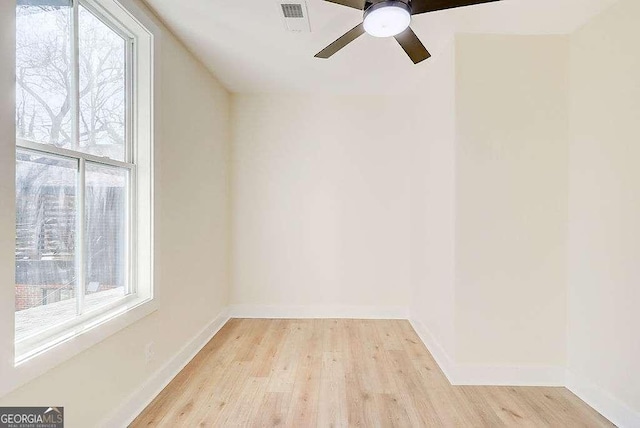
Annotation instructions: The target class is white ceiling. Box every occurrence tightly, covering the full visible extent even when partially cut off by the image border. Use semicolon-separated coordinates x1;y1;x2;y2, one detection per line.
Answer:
143;0;617;94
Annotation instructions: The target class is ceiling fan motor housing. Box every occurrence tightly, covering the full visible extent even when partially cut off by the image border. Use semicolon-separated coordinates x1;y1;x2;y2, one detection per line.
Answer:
363;0;412;37
364;0;412;11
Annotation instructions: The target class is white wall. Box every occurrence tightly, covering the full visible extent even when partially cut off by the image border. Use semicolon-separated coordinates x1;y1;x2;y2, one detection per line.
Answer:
454;35;569;367
240;34;573;377
230;94;418;315
413;23;639;422
0;1;231;426
412;35;570;379
568;0;640;422
409;43;456;359
1;0;639;425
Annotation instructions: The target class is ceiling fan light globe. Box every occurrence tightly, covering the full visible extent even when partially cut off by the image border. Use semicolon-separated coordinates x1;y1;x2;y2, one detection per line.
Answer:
363;1;411;38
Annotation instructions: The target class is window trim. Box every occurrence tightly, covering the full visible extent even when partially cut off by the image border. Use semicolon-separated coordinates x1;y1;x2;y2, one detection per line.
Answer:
0;0;160;397
14;0;140;362
16;292;140;362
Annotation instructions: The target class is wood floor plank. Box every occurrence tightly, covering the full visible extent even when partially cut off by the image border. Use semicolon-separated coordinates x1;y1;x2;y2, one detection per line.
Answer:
317;351;348;427
131;319;614;427
251;391;288;427
284;320;322;426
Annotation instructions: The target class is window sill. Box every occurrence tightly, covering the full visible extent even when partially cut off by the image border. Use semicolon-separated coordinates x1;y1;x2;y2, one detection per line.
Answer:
1;296;157;397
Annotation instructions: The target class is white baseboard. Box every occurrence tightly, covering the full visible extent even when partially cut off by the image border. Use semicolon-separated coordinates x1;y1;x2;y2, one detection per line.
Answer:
100;309;230;428
410;317;640;424
228;304;409;319
409;317;564;387
453;364;565;387
566;370;640;428
408;317;457;383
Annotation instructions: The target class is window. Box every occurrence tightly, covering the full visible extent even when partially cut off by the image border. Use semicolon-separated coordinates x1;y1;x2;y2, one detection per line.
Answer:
14;0;154;363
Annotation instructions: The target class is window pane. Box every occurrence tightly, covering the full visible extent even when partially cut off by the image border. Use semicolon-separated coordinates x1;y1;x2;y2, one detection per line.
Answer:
15;149;77;342
85;163;128;311
78;5;127;161
16;1;73;148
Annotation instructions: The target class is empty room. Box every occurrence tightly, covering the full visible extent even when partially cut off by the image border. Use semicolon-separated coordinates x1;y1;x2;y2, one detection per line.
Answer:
0;0;639;426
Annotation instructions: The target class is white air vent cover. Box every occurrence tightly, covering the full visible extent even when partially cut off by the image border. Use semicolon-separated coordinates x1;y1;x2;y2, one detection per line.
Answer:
281;3;304;18
277;0;311;32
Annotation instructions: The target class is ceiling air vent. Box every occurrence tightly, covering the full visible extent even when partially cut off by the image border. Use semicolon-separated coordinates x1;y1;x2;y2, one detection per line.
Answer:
281;3;304;18
277;0;311;32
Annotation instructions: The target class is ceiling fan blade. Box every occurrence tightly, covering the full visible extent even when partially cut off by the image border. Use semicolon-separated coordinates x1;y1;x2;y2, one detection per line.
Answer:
411;0;501;15
315;23;366;59
324;0;365;10
394;27;431;64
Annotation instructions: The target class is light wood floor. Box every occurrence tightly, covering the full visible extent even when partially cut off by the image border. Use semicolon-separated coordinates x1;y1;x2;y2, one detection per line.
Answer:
132;319;613;427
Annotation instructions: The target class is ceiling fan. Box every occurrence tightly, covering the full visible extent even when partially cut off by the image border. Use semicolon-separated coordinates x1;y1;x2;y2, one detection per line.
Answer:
315;0;501;64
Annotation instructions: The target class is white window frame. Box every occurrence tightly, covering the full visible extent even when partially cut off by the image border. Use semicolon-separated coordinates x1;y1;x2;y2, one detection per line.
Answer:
0;0;159;396
14;146;138;361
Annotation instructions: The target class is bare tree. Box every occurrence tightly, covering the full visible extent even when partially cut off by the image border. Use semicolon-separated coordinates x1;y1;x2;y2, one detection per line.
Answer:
15;4;127;302
77;6;126;158
16;4;126;159
16;5;73;146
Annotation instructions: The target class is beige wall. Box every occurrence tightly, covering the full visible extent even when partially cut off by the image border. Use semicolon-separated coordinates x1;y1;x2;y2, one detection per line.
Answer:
454;35;569;365
0;2;231;426
230;94;417;310
568;0;640;414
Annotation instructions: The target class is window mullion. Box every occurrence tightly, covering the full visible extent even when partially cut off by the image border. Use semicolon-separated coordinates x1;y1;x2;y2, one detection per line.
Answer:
72;0;86;316
126;38;134;164
127;166;136;295
71;0;80;151
76;158;86;316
